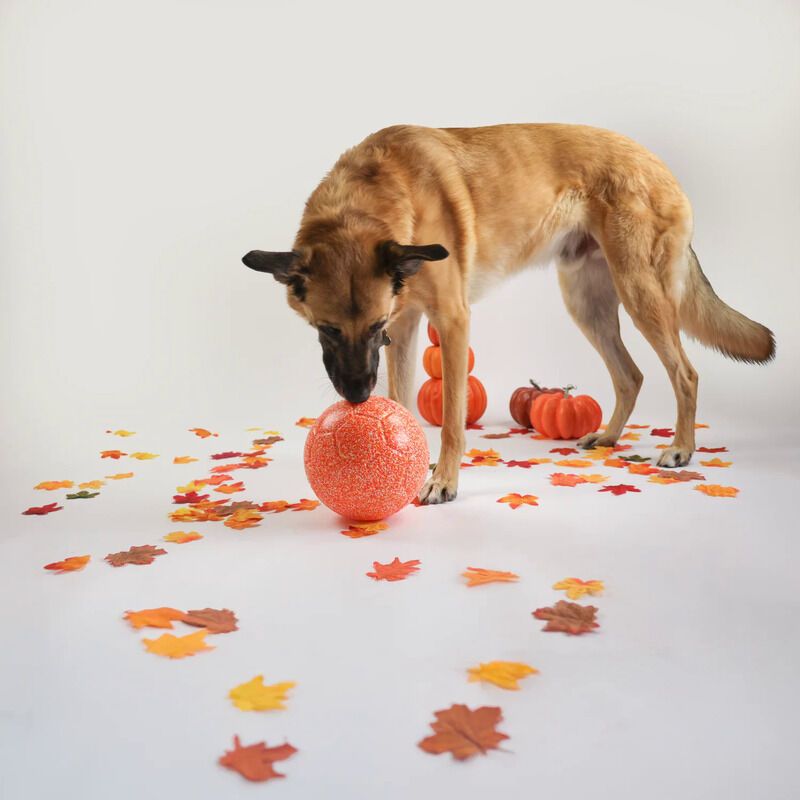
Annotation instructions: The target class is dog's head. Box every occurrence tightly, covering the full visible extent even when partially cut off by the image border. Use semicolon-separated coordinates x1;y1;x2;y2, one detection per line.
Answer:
243;225;448;403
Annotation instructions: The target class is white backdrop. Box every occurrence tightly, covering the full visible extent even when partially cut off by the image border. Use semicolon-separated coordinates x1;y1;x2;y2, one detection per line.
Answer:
1;0;798;445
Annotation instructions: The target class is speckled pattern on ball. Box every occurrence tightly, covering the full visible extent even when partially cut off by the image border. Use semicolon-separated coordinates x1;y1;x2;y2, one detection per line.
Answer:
304;397;430;521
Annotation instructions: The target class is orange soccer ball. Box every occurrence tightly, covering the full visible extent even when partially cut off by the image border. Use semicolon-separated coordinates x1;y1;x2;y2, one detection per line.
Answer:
303;396;430;521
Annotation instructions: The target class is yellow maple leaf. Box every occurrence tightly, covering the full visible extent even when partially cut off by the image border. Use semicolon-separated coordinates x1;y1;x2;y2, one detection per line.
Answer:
34;480;74;491
176;480;208;493
649;475;680;485
585;446;614;460
553;577;605;600
619;432;641;441
125;607;186;630
173;456;198;464
224;508;263;530
79;479;105;490
555;459;593;468
695;484;739;498
129;452;158;460
699;458;732;468
109;429;136;437
341;521;389;538
228;675;296;711
163;531;203;544
105;472;134;480
581;474;609;483
467;661;538;690
143;630;213;658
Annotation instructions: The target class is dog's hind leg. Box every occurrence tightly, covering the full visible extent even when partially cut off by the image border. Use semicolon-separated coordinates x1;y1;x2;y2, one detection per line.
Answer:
557;235;644;448
597;209;698;467
385;307;422;410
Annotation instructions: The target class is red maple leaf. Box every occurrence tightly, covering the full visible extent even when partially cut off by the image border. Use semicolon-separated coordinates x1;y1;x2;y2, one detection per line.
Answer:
173;491;209;504
550;447;578;455
210;451;243;460
508;427;530;435
650;428;675;438
366;557;421;581
697;446;728;453
598;484;641;496
22;502;63;516
219;736;297;782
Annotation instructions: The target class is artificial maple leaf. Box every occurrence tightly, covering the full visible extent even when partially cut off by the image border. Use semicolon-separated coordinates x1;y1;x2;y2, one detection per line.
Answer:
581;473;609;483
295;417;317;428
170;506;222;523
585;446;614;459
44;555;90;573
105;429;136;437
619;454;651;463
288;498;320;512
619;432;641;441
480;432;511;439
695;484;739;498
211;451;243;460
533;600;599;634
695;423;710;429
549;473;585;487
78;479;105;490
550;447;578;455
202;474;233;486
625;423;650;429
366;557;421;581
341;521;389;538
219;736;297;783
627;463;660;475
105;472;134;480
66;490;99;500
173;491;209;504
467;661;538;690
176;480;208;493
252;435;283;447
105;544;167;567
173;456;198;464
22;502;63;516
598;484;641;496
603;458;628;468
650;428;675;438
508;427;530;435
505;458;551;468
697;446;728;453
530;433;548;440
613;444;631;452
418;704;509;760
143;630;213;658
181;608;239;633
497;493;539;509
101;450;126;459
124;607;186;629
465;448;503;465
260;500;290;513
34;480;74;490
189;427;218;438
650;469;705;483
553;577;605;600
163;531;203;544
700;457;732;468
228;676;296;711
129;452;158;460
555;458;593;468
462;567;519;587
214;501;259;517
649;475;680;485
215;481;245;495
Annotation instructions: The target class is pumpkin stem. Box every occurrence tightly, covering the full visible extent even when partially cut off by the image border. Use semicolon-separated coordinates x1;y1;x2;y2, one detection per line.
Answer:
528;379;542;390
563;384;576;398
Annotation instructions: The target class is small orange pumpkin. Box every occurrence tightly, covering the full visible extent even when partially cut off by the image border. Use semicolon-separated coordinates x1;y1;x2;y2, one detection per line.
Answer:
509;379;561;427
423;346;475;379
427;322;440;345
417;375;487;426
529;385;602;439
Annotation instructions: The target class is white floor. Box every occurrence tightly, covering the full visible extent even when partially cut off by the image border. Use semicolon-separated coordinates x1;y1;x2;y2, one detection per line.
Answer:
2;414;799;800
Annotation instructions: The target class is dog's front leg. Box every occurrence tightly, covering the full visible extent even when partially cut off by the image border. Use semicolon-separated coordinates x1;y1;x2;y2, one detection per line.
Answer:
385;307;422;410
419;305;470;504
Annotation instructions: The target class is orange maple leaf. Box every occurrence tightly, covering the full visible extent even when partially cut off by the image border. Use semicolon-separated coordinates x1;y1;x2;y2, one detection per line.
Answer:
603;458;627;468
497;493;539;509
550;473;586;487
143;630;213;658
105;472;134;480
627;463;660;475
173;456;198;464
288;498;320;512
79;479;105;490
215;481;246;495
555;458;593;468
625;424;650;429
219;736;297;783
34;480;74;491
163;531;203;544
418;704;509;760
224;508;264;530
124;607;186;629
44;555;90;573
341;521;389;538
581;473;609;483
189;428;218;438
295;417;317;428
261;500;290;514
366;557;421;581
100;450;126;459
649;474;680;485
699;457;732;468
462;567;519;587
695;484;739;498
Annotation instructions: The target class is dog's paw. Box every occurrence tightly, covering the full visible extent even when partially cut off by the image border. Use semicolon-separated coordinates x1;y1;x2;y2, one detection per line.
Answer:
418;474;458;505
656;446;693;468
578;431;618;449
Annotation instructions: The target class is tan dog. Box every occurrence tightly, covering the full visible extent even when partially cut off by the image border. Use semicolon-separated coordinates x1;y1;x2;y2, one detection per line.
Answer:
243;124;774;504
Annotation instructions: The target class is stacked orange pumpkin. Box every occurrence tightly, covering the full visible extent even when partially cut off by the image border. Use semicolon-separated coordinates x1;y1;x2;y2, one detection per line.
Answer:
417;322;487;426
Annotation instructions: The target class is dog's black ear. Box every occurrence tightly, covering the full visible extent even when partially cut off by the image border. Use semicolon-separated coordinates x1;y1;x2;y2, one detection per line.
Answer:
379;241;449;292
242;250;298;284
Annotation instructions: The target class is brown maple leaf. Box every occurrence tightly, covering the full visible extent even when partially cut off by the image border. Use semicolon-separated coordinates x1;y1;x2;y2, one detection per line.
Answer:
532;600;599;634
215;501;260;517
253;435;283;447
655;469;705;482
219;736;297;783
480;432;512;439
181;608;239;633
104;545;167;567
418;704;509;760
366;557;421;582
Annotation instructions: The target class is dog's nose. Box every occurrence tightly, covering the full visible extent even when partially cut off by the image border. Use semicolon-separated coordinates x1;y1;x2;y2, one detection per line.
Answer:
343;385;371;404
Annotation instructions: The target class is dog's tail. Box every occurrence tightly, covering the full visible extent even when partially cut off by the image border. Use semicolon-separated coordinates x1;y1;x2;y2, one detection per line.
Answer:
679;246;775;363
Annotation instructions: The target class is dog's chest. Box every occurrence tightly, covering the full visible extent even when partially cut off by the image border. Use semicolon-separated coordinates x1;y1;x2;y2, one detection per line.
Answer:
468;264;509;302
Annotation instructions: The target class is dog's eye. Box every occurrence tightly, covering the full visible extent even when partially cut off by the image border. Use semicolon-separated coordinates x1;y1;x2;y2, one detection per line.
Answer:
318;325;341;339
